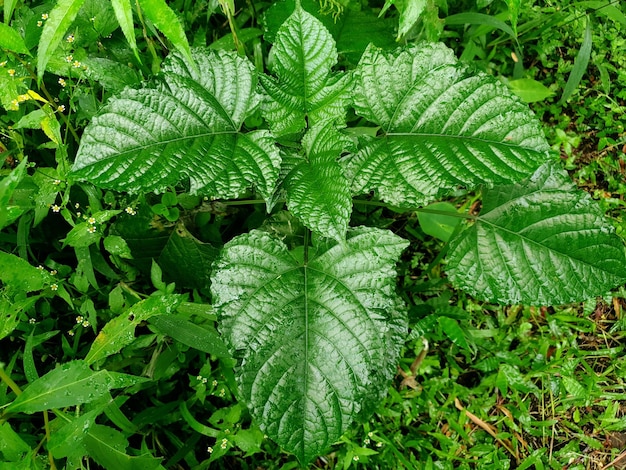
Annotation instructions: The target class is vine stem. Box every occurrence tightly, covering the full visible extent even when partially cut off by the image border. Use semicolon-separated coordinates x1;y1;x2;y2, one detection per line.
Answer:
0;366;22;396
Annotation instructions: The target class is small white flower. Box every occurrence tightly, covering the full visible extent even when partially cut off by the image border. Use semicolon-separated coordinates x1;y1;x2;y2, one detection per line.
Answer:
51;204;60;212
88;217;96;224
29;318;36;324
76;315;84;324
82;320;90;327
87;226;97;234
41;13;49;20
220;438;228;449
66;34;75;43
207;446;213;453
50;283;58;291
353;455;359;461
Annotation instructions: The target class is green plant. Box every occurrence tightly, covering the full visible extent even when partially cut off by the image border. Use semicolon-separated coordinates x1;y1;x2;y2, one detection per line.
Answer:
1;0;626;468
64;3;626;464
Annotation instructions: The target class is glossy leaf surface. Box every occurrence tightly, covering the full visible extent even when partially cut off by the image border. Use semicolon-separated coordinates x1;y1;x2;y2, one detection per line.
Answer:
7;361;116;413
447;163;626;305
283;123;353;241
71;49;280;202
260;5;352;136
86;295;183;365
212;227;408;463
347;43;550;207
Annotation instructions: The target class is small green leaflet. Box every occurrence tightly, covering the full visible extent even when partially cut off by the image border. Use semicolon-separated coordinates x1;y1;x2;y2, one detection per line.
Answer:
446;163;626;305
283;123;354;241
260;5;353;136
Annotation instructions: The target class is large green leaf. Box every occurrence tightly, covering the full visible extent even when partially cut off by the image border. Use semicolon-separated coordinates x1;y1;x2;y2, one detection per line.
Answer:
259;5;352;136
346;43;550;207
447;163;626;305
71;49;280;202
283;123;354;241
212;227;408;463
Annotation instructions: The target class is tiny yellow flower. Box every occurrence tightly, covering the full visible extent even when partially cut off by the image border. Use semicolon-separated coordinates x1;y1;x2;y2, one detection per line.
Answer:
211;379;218;387
65;55;73;63
76;316;84;324
82;320;90;327
66;34;75;43
50;283;58;291
37;21;43;27
57;105;65;113
51;204;60;212
87;226;97;234
8;69;15;77
88;217;96;224
10;99;19;110
72;60;81;68
58;78;67;87
41;13;49;20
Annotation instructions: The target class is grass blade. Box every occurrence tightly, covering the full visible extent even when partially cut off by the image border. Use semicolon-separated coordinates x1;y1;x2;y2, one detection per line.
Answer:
560;17;592;103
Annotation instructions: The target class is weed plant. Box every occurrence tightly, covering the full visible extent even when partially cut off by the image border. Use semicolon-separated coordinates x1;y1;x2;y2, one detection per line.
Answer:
0;1;625;469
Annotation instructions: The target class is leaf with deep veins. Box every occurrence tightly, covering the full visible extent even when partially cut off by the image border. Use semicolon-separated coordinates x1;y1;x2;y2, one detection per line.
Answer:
260;5;353;136
71;49;280;203
211;227;408;463
447;163;626;305
346;43;550;207
284;123;354;241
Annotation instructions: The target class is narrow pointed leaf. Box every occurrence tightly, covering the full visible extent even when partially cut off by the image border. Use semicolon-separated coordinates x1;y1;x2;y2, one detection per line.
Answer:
284;124;353;241
7;361;113;413
347;43;550;207
212;227;408;463
447;163;626;305
37;0;87;80
0;23;30;55
84;424;162;470
71;49;280;202
86;295;183;365
137;0;192;65
111;0;139;61
259;5;352;136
